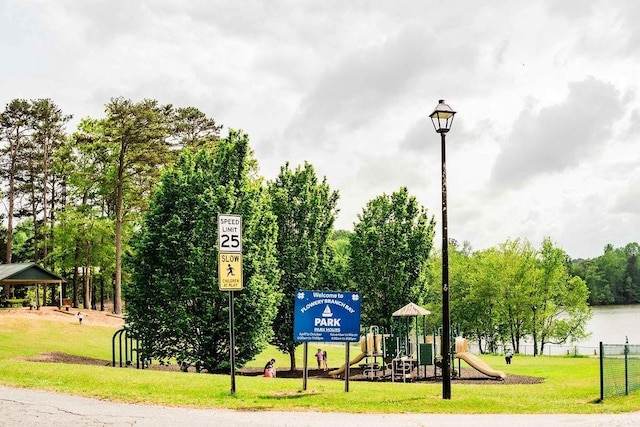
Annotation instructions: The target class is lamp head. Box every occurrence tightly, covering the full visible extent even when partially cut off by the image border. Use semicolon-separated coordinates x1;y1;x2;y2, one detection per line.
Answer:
429;99;456;134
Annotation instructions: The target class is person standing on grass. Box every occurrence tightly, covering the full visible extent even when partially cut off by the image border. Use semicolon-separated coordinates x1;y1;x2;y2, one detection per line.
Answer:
315;348;323;369
322;350;328;371
77;312;84;324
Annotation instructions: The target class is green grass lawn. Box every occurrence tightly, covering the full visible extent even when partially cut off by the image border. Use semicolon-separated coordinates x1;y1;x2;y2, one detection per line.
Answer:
0;313;638;414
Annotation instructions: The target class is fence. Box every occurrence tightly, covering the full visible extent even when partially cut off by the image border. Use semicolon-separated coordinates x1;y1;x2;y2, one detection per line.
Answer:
517;344;599;357
599;340;640;400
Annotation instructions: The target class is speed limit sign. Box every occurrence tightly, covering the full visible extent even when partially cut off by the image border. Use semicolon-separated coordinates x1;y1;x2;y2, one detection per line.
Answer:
218;214;242;253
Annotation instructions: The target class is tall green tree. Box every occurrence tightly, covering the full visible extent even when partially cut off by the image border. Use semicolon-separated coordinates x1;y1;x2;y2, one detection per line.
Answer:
622;243;640;304
326;229;352;290
442;244;504;353
532;238;591;355
495;239;537;354
0;99;32;269
55;118;117;307
29;99;71;264
267;161;339;370
90;98;174;314
350;187;435;328
583;245;626;305
125;130;281;372
169;106;222;151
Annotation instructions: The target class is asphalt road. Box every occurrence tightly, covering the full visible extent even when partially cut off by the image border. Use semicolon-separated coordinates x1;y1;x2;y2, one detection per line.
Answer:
1;385;639;427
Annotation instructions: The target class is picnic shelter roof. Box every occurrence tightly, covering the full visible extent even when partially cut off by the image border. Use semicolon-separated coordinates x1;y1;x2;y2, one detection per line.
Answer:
0;263;66;285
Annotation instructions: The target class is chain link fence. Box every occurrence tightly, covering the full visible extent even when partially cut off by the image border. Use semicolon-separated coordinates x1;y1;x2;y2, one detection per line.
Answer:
599;340;640;400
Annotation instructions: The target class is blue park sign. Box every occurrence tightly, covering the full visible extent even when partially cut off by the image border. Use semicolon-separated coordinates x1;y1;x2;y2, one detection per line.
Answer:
293;290;361;342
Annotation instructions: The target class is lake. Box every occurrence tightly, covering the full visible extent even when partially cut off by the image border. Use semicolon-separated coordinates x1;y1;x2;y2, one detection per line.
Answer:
520;304;640;356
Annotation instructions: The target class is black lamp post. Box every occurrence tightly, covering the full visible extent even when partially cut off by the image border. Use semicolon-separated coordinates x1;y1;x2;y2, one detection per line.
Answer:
429;99;456;400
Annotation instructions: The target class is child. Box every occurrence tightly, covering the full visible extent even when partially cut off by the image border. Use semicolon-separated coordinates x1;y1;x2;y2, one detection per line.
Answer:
264;358;276;377
315;348;323;369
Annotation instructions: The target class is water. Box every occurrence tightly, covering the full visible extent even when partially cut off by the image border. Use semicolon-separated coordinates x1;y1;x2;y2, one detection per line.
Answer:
581;304;640;347
520;304;640;356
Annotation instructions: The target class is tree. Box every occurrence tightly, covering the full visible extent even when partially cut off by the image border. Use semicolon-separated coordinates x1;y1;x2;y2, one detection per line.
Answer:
446;246;504;353
92;98;174;314
326;229;352;290
49;207;114;309
0;99;32;268
586;244;626;305
492;239;538;354
532;238;591;355
169;106;222;151
29;99;71;264
0;99;69;307
349;187;435;328
53;118;117;308
125;130;281;372
622;243;640;304
267;161;339;370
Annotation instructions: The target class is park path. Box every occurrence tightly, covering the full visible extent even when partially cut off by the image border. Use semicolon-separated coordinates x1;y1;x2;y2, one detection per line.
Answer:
1;385;639;427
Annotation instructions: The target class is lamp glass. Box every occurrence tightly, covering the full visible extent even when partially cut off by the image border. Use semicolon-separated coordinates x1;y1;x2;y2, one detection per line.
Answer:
429;100;456;133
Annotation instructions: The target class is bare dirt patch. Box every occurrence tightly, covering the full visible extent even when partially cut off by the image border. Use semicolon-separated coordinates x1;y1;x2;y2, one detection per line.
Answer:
0;306;125;328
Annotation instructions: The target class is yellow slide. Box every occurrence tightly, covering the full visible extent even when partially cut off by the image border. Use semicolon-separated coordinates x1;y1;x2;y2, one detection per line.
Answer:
455;352;506;379
329;352;367;377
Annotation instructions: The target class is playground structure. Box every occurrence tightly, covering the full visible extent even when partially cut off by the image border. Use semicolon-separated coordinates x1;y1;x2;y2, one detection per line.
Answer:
329;302;505;382
454;336;505;379
329;326;505;381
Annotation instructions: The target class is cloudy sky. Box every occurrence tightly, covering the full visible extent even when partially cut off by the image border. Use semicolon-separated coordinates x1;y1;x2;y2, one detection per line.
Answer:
2;0;639;259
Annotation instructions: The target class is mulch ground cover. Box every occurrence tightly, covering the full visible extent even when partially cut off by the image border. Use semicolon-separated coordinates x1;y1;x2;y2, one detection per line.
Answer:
27;352;543;385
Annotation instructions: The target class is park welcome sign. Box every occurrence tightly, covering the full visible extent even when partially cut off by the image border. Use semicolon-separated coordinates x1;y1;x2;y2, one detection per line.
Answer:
293;290;361;342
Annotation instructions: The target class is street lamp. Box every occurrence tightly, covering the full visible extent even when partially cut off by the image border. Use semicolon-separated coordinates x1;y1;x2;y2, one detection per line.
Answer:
429;99;456;400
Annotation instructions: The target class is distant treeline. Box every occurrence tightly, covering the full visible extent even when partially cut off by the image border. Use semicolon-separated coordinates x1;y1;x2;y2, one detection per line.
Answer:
571;243;640;306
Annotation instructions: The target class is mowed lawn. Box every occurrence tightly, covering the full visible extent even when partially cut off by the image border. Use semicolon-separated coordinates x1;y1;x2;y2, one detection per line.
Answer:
0;309;638;414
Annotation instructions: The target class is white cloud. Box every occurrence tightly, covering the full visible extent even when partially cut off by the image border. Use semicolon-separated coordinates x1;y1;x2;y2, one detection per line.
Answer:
2;0;640;259
490;78;627;190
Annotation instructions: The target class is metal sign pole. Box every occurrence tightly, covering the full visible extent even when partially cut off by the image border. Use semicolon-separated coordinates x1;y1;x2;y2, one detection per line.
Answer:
218;214;242;396
345;342;350;392
303;342;308;391
229;290;236;395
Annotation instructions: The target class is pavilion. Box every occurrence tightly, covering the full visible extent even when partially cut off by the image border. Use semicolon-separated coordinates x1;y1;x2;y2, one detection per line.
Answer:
0;263;67;308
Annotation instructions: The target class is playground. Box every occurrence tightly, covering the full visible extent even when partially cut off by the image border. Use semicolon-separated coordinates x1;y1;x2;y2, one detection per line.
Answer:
299;302;516;384
7;305;540;385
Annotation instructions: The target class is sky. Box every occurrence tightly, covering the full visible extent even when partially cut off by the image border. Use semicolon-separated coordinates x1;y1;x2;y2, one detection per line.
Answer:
1;0;639;260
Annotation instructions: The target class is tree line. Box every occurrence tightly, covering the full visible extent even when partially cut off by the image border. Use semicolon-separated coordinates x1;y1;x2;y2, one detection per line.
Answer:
570;243;640;306
0;98;221;312
0;97;610;372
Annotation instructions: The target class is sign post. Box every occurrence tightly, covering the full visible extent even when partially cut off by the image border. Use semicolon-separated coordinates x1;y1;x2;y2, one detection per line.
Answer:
218;214;242;396
293;290;361;392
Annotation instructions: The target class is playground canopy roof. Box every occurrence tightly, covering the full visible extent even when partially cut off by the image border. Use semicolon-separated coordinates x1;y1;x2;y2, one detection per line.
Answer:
0;263;66;285
392;302;431;317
